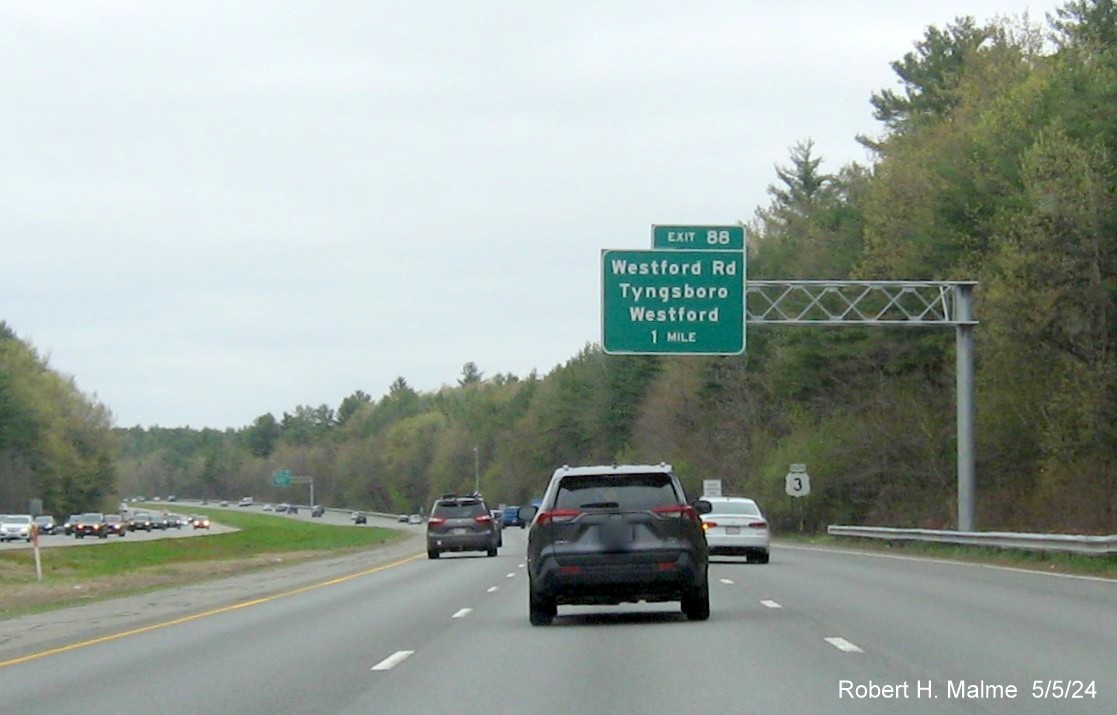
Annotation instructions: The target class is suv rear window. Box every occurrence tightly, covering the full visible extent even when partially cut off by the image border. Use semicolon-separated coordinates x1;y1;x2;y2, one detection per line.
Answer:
554;473;680;511
432;500;487;518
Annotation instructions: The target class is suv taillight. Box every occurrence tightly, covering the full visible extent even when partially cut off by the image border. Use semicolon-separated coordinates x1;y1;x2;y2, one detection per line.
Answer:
428;517;446;527
652;505;700;524
535;509;581;526
474;514;492;524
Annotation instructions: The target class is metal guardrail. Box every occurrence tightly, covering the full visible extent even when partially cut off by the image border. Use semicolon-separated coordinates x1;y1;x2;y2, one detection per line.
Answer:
827;525;1117;555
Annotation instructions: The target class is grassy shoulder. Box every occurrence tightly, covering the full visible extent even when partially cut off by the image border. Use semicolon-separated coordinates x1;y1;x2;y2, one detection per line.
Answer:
0;508;404;618
777;533;1117;579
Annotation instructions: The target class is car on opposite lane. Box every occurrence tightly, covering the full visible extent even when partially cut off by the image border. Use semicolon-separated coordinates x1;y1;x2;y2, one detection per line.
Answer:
104;514;128;537
73;513;108;539
520;463;712;626
63;514;82;536
1;514;34;542
700;496;771;563
129;512;155;531
33;514;57;536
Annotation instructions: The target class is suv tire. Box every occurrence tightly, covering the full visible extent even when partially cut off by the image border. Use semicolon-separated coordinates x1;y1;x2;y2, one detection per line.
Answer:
427;549;440;559
529;591;556;626
681;579;710;621
487;546;497;557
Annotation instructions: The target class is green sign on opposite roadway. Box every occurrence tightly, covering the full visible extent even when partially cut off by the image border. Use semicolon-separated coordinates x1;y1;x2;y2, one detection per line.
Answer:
272;469;293;487
601;249;745;355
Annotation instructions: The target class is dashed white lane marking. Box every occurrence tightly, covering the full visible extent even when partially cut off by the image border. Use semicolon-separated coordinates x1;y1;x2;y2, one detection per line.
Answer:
452;608;473;619
487;586;499;593
760;600;782;609
518;563;525;568
506;572;516;578
371;650;415;671
825;637;864;653
719;578;734;585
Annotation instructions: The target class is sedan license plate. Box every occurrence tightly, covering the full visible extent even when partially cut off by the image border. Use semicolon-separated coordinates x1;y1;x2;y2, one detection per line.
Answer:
453;528;469;535
726;526;740;535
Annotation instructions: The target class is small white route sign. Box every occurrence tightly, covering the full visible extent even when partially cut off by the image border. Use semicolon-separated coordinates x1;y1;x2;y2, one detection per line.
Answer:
703;479;723;497
785;463;811;497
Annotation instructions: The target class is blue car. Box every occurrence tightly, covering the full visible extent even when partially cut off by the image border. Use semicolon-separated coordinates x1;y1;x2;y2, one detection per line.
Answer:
501;506;524;528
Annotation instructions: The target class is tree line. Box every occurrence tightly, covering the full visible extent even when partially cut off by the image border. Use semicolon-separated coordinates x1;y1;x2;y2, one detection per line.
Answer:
5;1;1115;533
0;322;116;517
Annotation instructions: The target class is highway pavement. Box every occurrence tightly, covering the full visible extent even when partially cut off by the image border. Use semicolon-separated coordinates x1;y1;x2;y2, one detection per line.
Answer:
1;528;1114;714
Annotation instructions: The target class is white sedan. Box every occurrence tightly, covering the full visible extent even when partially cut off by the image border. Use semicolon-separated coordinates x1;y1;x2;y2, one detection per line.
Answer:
0;514;33;542
700;496;770;563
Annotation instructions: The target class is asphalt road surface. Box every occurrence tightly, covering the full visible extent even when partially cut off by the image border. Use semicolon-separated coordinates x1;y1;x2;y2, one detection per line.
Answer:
1;529;1114;714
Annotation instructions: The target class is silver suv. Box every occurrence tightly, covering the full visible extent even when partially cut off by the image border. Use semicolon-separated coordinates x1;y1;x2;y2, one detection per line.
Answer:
520;464;712;625
426;494;500;559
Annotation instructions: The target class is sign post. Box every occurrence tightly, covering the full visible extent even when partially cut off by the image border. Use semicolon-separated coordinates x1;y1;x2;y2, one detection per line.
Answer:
785;464;810;534
31;523;42;581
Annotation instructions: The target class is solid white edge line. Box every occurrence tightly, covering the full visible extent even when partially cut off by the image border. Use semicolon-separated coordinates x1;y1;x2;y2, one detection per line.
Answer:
825;637;864;653
452;608;473;619
760;600;782;608
371;650;415;671
778;544;1117;583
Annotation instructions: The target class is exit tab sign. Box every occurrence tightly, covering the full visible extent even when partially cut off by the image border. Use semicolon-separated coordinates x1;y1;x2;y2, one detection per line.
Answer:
652;225;745;250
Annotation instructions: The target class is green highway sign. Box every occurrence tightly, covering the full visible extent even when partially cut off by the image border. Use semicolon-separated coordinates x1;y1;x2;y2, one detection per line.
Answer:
601;249;745;355
652;225;745;250
272;469;293;487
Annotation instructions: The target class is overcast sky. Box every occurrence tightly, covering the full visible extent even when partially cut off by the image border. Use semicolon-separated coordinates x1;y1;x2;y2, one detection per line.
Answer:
3;1;1048;430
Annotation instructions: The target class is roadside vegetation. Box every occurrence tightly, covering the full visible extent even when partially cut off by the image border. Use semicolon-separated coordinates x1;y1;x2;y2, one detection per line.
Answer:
2;1;1116;540
0;509;402;618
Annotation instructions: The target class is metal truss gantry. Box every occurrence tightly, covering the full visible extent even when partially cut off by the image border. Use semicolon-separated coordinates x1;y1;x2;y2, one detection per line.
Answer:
744;281;978;530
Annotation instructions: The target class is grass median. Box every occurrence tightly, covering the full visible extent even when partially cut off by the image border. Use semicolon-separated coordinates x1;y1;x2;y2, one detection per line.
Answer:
0;508;404;618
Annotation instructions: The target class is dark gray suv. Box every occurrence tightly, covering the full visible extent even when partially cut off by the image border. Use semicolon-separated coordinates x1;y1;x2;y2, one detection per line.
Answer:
426;494;500;559
520;464;712;626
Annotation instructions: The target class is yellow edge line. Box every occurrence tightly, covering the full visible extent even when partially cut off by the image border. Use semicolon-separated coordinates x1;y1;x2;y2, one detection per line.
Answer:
0;552;424;669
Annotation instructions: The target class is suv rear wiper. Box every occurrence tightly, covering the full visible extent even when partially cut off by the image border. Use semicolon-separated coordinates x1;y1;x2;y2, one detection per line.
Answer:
579;501;620;509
